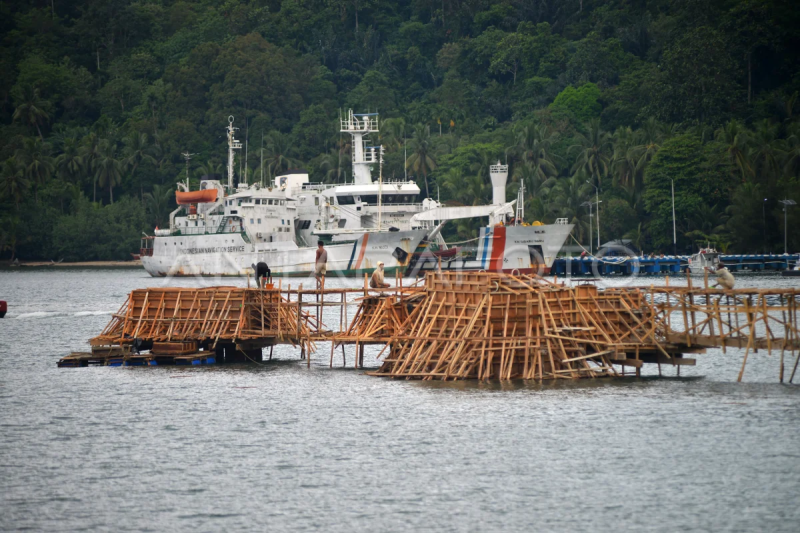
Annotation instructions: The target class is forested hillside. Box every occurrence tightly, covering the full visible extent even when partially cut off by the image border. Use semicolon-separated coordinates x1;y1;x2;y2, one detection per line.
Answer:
2;0;799;260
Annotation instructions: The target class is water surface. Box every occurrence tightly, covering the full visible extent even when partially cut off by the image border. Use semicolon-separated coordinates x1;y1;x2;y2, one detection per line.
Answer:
1;269;799;531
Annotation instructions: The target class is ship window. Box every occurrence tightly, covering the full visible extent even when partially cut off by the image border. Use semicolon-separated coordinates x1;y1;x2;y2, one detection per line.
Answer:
338;195;355;205
338;219;346;228
238;200;242;206
281;200;285;206
258;219;262;224
281;219;284;225
315;197;319;206
362;195;377;205
250;218;254;224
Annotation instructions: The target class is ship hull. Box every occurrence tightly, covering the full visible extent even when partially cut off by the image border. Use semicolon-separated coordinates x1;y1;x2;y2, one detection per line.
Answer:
141;230;426;278
408;224;573;276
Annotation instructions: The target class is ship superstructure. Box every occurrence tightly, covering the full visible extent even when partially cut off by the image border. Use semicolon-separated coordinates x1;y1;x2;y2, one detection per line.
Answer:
140;116;426;277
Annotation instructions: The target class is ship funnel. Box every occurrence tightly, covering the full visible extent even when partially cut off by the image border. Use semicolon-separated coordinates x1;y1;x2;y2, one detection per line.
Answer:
490;161;508;206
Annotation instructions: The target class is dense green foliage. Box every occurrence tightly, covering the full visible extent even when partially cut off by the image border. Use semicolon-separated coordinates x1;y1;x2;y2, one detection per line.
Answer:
2;0;800;260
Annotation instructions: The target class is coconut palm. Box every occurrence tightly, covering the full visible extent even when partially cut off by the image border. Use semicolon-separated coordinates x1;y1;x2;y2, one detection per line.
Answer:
195;159;224;179
380;118;406;152
550;174;592;243
406;124;437;198
714;120;753;182
80;132;103;202
55;136;84;184
510;122;559;182
123;132;157;191
94;141;123;204
12;85;50;140
0;157;31;210
513;161;558;222
15;137;54;203
749;119;785;188
569;119;612;189
611;126;639;190
315;151;344;183
265;131;299;178
144;183;175;228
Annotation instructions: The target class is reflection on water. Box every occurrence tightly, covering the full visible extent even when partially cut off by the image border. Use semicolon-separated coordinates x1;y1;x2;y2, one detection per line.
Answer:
0;269;799;531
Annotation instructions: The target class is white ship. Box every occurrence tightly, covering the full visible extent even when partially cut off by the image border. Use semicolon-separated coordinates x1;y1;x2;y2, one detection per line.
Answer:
140;116;426;277
405;163;573;276
140;111;574;278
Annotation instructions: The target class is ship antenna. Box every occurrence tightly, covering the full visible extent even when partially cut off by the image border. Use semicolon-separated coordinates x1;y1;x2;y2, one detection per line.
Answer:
404;133;407;181
181;151;197;191
378;145;384;231
260;131;264;187
226;116;242;190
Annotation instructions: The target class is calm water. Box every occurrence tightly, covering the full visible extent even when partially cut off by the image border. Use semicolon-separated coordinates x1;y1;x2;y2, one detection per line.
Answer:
1;269;799;532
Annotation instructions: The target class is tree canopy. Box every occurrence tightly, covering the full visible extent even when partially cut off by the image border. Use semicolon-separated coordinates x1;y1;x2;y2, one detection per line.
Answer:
2;0;800;260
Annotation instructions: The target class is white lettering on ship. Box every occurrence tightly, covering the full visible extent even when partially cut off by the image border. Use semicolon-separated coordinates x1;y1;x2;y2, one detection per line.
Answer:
179;246;246;254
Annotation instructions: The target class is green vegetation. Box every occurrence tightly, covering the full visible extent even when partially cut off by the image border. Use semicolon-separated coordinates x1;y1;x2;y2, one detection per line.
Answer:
1;0;800;260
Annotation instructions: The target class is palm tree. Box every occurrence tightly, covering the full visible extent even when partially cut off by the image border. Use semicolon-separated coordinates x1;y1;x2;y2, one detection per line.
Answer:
513;161;558;221
510;122;559;182
569;119;612;189
55;137;84;184
15;137;54;203
611;126;638;189
784;122;800;179
1;157;31;210
550;175;592;243
714;120;753;182
12;85;50;140
632;118;663;186
80;132;103;202
406;124;437;198
624;223;646;255
315;151;344;183
143;183;174;228
749;119;785;188
265;131;299;178
123;132;157;197
94;141;123;204
196;159;224;179
380;118;406;152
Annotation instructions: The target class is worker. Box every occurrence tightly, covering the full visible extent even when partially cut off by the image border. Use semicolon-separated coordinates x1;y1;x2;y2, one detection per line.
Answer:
712;263;735;290
370;261;391;289
254;261;271;288
315;241;327;280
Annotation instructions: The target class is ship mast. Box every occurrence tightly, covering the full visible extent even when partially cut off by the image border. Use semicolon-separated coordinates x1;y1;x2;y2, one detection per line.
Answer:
515;179;525;225
378;145;384;230
226;116;242;190
341;109;379;185
181;151;196;191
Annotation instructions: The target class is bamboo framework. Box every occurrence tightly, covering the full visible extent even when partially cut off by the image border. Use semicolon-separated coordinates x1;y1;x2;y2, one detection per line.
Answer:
63;274;800;382
648;287;800;382
367;272;689;380
90;287;317;353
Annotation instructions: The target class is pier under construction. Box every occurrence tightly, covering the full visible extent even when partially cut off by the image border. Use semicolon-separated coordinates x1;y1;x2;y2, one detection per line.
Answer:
59;272;800;383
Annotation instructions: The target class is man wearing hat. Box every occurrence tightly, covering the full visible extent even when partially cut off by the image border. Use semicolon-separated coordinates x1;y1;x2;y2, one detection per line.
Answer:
370;261;391;289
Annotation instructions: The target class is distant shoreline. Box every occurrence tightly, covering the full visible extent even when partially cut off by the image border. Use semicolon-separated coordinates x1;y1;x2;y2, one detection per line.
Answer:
1;260;142;269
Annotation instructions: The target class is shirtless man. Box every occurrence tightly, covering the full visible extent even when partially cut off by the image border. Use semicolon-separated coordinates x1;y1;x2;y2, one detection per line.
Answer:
315;241;328;280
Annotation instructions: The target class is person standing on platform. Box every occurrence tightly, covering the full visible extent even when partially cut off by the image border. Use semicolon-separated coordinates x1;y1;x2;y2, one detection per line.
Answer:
315;241;328;281
370;261;391;289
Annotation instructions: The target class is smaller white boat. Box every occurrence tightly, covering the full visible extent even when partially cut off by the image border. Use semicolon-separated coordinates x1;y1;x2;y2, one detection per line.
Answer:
687;247;720;274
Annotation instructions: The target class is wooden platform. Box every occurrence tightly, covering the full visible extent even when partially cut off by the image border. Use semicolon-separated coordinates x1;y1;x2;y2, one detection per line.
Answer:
57;273;800;383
